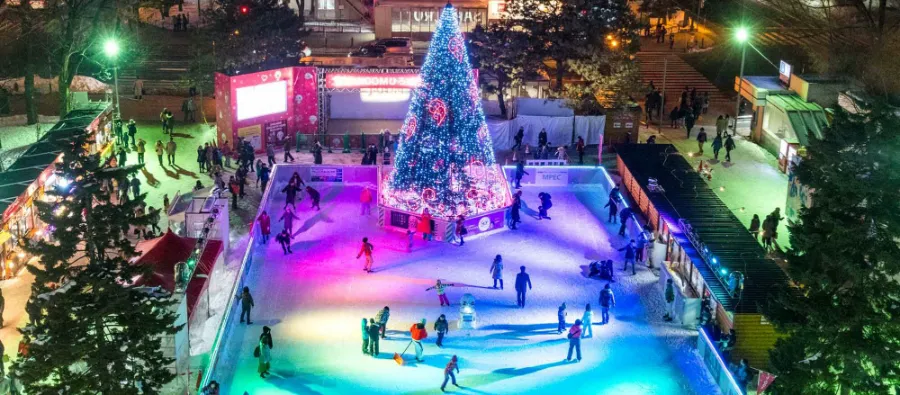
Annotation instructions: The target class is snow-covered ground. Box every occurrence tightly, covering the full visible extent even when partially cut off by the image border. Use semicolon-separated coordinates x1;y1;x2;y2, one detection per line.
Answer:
209;180;720;394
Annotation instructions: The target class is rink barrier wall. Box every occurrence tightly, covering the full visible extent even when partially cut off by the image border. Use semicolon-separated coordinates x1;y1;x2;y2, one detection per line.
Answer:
200;164;378;389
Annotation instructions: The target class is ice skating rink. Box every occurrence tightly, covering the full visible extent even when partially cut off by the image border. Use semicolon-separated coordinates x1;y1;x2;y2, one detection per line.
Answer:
212;179;720;394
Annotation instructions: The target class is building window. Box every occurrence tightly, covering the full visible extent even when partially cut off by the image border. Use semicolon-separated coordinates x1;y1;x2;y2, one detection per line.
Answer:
318;0;334;11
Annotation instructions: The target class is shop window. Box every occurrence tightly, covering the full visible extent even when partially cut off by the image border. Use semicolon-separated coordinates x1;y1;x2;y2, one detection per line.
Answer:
318;0;334;10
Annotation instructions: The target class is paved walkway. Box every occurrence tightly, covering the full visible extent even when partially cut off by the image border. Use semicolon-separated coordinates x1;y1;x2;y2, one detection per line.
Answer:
635;115;792;252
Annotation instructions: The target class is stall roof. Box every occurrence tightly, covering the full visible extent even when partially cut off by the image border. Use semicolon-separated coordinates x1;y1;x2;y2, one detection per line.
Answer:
766;94;829;146
615;144;792;314
0;109;106;215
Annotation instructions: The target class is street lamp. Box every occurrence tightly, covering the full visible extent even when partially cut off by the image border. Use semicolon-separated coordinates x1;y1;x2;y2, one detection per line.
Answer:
733;27;749;132
104;38;121;118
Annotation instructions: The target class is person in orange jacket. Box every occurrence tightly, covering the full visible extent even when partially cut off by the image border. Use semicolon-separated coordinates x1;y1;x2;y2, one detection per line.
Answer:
410;318;428;362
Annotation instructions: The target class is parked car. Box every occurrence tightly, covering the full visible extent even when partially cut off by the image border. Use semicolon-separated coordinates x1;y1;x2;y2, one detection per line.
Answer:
349;44;387;58
373;37;413;55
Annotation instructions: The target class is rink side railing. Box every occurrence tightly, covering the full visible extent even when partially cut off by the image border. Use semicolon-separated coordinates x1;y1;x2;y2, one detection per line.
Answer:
197;164;281;390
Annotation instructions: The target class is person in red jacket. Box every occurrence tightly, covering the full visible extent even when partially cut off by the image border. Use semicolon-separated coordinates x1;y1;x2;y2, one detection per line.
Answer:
566;319;583;362
360;187;373;215
417;209;433;241
357;237;375;273
410;318;428;362
257;211;271;244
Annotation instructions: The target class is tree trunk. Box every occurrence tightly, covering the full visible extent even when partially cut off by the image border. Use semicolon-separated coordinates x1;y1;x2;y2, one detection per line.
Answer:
555;59;565;91
58;57;71;117
22;11;37;125
295;0;306;23
497;74;508;117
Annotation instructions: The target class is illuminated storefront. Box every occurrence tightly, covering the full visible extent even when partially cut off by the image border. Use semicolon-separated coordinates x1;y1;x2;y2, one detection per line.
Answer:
374;0;490;38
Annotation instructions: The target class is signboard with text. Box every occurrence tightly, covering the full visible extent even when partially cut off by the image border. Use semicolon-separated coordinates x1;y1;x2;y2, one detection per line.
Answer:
534;168;569;186
310;167;343;182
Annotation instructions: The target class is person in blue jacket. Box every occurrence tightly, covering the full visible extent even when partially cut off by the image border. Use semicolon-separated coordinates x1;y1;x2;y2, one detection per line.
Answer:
619;239;638;275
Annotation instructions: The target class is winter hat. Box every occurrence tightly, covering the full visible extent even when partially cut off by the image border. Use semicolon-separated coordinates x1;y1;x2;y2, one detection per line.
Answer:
421;318;427;325
451;355;458;361
575;319;582;326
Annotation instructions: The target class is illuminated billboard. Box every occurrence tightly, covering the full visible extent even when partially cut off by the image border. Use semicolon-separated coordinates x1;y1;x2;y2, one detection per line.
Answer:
236;80;288;121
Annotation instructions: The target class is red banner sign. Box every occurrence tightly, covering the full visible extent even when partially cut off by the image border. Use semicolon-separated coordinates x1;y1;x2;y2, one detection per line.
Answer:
758;371;777;393
325;73;422;90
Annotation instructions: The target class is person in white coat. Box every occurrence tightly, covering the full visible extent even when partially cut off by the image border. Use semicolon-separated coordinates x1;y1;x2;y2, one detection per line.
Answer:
257;326;273;378
489;255;504;289
581;304;594;338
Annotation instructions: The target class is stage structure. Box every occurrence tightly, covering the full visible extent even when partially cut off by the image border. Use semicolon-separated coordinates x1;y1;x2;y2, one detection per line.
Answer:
378;4;512;239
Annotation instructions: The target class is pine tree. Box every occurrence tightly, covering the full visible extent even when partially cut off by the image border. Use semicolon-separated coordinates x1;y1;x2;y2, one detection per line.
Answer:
13;130;180;393
467;22;539;117
764;101;900;393
383;4;512;219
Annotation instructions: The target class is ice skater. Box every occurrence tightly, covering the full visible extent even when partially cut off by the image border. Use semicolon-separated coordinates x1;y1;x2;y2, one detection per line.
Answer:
362;318;371;355
239;286;254;324
257;211;271;244
604;197;618;224
455;215;467;246
426;279;457;306
599;284;616;324
360;187;373;215
375;306;390;339
489;255;504;289
367;318;381;356
509;191;522;230
357;237;375;273
306;185;320;210
418;209;433;240
515;266;532;308
618;207;631;236
557;302;567;334
514;161;528;189
275;229;292;254
565;319;583;362
537;192;552;220
619;239;638;275
281;180;301;210
409;319;428;362
257;326;273;378
434;314;449;347
279;207;298;238
441;355;460;392
581;304;593;338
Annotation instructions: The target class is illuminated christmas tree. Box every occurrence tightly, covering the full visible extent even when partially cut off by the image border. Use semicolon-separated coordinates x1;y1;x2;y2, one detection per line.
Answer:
382;4;512;218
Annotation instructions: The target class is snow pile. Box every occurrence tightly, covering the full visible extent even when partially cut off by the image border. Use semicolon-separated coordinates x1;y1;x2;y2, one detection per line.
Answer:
0;76;109;94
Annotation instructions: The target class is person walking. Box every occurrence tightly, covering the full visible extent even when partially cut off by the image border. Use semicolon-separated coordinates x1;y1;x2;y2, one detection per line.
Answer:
133;77;144;100
132;137;144;164
669;106;680;128
312;140;323;164
537;192;552;220
360;187;373;215
566;319;583;362
711;133;724;160
266;144;276;167
599;284;616;324
182;97;195;122
276;229;292;254
375;306;390;339
581;304;593;338
259;164;271;191
684;112;695;138
366;318;381;356
454;215;467;246
749;214;761;240
154;140;164;166
165;109;174;134
409;319;428;362
515;266;532;308
576;136;586;164
257;326;273;378
165;138;177;166
257;211;271;244
635;232;647;264
357;237;375;272
489;255;504;289
604;197;619;224
306;185;320;210
130;176;141;198
279;207;298;238
434;314;449;348
229;176;240;209
127;120;138;147
618;207;631;236
160;108;169;134
724;134;736;162
696;127;707;154
538;128;547;147
514;161;528;189
557;302;567;334
441;355;460;392
418;208;433;240
715;115;727;136
664;278;676;322
239;286;254;324
283;143;295;162
619;239;638;275
361;318;371;355
426;279;456;307
512;127;524;151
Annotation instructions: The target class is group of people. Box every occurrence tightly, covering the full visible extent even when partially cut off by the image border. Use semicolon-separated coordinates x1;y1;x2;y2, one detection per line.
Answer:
511;127;575;163
749;207;783;252
254;173;321;253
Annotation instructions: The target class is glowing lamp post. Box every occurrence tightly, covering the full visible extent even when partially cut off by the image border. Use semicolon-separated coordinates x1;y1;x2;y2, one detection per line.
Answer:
733;27;749;131
104;38;121;118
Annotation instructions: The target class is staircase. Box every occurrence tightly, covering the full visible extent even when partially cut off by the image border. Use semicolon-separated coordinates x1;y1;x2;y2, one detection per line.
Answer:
634;51;732;112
